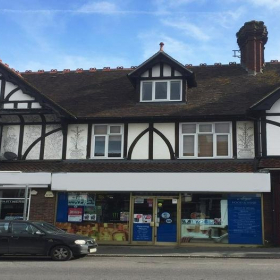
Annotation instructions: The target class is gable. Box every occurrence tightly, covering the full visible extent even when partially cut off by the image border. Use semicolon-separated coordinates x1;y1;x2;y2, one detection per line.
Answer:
250;87;280;111
0;63;74;118
128;51;196;88
1;79;42;109
141;63;182;78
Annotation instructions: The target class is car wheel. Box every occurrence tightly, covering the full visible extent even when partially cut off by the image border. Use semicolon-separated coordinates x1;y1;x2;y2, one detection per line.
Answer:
50;246;73;261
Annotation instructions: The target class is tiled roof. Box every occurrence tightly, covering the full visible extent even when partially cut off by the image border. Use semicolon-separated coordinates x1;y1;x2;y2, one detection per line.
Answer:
259;158;280;168
0;160;257;173
21;62;280;119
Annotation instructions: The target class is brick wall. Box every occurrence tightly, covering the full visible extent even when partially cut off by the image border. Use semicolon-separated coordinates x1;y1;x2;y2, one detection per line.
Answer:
29;188;56;224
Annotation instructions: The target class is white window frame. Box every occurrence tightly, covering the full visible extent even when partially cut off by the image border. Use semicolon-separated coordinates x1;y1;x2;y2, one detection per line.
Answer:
140;80;182;102
179;122;232;159
91;124;124;159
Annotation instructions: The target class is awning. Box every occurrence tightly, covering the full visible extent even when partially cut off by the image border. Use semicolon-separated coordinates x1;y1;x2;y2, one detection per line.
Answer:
51;172;271;192
0;172;51;188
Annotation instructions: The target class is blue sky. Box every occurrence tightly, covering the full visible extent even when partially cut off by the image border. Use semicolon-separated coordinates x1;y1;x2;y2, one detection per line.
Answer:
0;0;280;71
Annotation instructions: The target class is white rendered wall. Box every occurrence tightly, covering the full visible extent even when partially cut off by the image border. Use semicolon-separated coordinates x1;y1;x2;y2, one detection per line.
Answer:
141;71;149;77
44;125;63;159
153;123;175;159
267;99;280;113
66;124;88;159
22;125;42;160
266;100;280;155
174;70;182;76
0;125;20;159
4;82;18;98
163;64;171;76
9;89;34;101
266;116;280;155
127;123;149;159
152;64;160;77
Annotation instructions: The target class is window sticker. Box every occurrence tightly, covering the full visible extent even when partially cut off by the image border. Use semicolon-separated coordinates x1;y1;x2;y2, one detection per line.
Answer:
161;212;170;219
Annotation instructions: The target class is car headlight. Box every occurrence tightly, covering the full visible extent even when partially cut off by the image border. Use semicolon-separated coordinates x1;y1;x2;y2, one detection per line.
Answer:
74;240;86;245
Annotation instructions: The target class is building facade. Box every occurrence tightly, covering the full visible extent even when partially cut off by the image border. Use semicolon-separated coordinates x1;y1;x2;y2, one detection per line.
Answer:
1;20;280;246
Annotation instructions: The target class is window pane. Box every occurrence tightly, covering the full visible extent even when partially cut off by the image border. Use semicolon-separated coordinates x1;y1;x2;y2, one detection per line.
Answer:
198;135;213;157
215;123;230;133
170;81;181;100
217;135;228;156
0;222;9;234
110;126;121;134
108;135;122;157
142;82;152;101
12;223;35;235
199;124;212;133
182;124;196;134
94;125;107;135
94;136;106;156
155;82;167;99
183;135;195;156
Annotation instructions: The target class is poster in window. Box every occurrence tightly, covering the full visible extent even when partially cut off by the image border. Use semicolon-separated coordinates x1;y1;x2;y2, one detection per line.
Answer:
83;206;97;221
120;212;129;222
68;208;83;222
68;193;95;206
134;214;143;223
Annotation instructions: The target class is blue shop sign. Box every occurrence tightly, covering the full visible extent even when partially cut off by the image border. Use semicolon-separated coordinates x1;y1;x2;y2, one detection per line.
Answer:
133;224;152;241
228;195;262;244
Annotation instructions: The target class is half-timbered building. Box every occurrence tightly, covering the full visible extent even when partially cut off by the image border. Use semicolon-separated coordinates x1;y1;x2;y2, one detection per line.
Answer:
1;20;280;246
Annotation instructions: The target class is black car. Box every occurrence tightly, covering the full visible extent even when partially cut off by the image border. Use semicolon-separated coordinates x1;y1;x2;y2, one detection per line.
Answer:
0;220;98;261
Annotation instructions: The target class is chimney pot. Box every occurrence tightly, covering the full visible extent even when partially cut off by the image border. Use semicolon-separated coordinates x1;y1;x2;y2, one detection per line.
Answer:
159;42;164;52
236;20;268;75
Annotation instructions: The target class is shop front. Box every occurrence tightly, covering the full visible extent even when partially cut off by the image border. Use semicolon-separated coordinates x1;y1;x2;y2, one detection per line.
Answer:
0;172;51;221
52;172;270;246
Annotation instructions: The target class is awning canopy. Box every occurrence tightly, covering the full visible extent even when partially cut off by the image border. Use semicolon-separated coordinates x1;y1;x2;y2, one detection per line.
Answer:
0;172;51;188
51;172;271;192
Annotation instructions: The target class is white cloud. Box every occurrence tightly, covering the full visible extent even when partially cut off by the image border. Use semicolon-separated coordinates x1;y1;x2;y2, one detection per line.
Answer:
161;19;210;41
78;1;119;14
138;32;194;64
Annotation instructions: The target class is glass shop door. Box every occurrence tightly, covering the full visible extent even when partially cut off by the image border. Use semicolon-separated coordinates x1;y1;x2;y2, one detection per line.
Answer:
131;196;178;245
155;198;178;244
132;197;155;244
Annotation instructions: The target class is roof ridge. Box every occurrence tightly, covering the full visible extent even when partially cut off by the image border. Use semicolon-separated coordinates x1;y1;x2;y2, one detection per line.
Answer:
19;62;255;75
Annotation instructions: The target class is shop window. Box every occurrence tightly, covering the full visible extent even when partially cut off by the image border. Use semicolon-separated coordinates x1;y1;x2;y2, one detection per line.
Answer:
91;124;123;158
180;122;231;158
181;194;228;244
0;189;30;220
56;192;130;242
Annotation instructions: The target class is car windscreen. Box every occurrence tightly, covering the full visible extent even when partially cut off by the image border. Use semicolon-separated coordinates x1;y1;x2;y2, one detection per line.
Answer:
33;222;65;234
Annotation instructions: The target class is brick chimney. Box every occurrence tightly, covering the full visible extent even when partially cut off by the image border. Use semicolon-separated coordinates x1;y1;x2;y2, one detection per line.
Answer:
236;21;268;75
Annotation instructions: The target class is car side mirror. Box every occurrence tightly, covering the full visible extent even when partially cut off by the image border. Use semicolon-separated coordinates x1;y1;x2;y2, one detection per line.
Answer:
35;230;45;236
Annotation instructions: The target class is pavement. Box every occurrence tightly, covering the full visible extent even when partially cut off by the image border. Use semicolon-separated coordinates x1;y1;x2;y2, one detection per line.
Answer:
91;245;280;259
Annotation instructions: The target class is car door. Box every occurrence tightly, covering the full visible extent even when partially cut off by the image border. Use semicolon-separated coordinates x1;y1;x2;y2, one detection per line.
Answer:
9;222;47;255
0;221;10;254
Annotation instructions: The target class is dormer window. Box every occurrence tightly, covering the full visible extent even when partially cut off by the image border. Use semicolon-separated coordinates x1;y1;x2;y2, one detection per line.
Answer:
127;43;197;102
141;80;182;102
